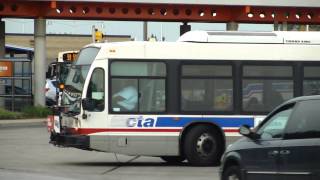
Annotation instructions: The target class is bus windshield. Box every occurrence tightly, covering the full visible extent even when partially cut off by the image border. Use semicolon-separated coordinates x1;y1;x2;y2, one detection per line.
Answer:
61;47;100;114
58;62;72;83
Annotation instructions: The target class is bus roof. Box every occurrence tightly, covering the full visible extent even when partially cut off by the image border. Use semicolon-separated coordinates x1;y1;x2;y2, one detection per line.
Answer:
88;31;320;61
177;30;320;44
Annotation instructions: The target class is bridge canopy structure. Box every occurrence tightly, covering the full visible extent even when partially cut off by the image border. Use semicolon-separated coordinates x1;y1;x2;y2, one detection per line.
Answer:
0;0;320;24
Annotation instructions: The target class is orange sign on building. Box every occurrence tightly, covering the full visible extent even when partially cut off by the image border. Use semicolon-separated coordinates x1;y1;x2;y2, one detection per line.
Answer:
0;61;13;77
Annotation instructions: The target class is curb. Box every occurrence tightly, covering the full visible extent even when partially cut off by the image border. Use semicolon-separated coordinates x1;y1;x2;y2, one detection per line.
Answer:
0;118;47;128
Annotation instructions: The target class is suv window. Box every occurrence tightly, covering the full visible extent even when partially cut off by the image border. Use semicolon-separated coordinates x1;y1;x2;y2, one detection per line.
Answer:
257;105;294;140
285;100;320;139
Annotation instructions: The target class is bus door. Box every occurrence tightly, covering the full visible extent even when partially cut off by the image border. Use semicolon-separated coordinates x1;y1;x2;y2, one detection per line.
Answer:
82;67;106;128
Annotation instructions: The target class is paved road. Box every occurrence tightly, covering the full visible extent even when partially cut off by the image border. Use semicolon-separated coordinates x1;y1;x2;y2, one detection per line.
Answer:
0;125;222;180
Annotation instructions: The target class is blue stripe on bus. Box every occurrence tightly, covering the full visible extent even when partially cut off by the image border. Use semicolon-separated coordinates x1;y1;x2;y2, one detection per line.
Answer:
156;117;254;128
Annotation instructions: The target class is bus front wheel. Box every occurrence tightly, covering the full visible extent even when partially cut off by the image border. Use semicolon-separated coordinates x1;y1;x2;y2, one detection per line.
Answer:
183;125;222;166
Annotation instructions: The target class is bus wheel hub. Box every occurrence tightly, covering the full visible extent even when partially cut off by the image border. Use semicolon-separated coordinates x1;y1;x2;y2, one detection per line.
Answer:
196;133;215;157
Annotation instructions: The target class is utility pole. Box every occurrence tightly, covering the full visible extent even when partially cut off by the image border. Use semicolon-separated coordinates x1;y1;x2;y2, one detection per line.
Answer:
180;22;191;36
226;22;239;31
143;21;148;41
92;25;95;43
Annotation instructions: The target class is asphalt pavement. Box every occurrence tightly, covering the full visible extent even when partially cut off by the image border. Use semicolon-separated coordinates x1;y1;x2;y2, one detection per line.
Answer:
0;118;46;128
0;126;221;180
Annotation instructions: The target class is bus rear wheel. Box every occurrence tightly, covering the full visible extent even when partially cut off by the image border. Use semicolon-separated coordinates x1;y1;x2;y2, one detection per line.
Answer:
183;125;222;166
160;156;185;164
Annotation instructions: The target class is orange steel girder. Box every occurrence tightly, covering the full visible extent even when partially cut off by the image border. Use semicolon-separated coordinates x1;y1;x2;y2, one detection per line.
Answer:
0;1;320;24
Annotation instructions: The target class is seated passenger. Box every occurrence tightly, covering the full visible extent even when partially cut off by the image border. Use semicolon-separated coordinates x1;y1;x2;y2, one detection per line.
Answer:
112;86;138;111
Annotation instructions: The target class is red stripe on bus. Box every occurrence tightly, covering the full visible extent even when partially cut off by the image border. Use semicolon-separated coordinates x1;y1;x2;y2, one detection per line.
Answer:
68;128;182;135
67;128;239;135
223;129;239;133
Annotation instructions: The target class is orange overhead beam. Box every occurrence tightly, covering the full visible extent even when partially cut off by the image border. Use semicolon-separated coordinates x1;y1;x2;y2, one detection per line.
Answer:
51;1;57;9
0;1;320;24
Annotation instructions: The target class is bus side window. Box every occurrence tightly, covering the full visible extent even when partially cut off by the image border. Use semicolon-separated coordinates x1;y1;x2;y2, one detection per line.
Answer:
242;65;293;112
180;64;234;112
111;79;138;112
110;61;166;113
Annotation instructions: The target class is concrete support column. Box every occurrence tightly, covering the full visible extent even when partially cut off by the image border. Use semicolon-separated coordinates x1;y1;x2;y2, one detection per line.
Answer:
0;21;5;108
226;22;238;31
34;18;46;106
282;22;288;31
274;21;279;31
180;22;191;36
143;21;148;41
0;21;4;57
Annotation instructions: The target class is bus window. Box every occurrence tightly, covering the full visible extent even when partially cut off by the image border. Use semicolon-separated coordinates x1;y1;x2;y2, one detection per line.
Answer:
58;63;72;84
110;61;166;113
303;66;320;95
242;65;293;112
86;68;105;111
111;61;166;76
62;52;78;62
46;62;57;79
111;79;138;112
76;48;100;65
139;79;165;112
181;64;233;112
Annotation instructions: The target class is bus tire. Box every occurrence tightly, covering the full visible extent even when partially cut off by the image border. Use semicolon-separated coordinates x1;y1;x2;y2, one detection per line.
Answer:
183;125;221;166
160;156;185;164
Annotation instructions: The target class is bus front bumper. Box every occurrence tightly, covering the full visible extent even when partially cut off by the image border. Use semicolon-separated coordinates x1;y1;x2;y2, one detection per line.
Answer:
49;132;91;151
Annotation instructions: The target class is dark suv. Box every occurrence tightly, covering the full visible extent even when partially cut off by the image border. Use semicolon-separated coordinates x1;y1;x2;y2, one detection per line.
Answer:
220;95;320;180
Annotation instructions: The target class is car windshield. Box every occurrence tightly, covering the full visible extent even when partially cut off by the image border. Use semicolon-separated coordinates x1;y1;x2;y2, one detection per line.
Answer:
61;47;100;114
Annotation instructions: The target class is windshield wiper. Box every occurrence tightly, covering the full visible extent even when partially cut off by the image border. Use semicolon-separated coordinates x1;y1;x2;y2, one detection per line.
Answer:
64;84;81;93
64;110;79;116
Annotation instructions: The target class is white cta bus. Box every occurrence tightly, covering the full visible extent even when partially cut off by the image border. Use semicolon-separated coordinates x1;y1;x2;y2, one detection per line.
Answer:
48;31;320;166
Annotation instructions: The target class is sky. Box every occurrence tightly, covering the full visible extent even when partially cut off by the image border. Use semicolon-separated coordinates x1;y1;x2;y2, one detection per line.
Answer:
3;18;274;42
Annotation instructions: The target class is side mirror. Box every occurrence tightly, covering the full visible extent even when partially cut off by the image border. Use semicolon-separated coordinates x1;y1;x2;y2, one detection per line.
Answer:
239;125;251;136
82;98;96;111
239;125;260;139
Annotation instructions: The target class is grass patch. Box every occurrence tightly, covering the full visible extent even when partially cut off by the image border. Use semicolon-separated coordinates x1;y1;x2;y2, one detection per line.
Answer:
0;108;23;119
0;106;52;119
21;106;52;118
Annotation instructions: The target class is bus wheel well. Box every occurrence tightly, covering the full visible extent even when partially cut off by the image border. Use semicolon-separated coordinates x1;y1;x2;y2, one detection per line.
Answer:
179;122;225;165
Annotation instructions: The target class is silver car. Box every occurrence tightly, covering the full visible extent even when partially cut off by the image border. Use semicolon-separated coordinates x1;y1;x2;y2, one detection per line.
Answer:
45;79;58;106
